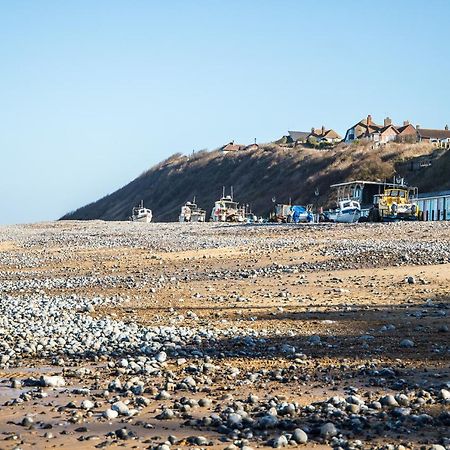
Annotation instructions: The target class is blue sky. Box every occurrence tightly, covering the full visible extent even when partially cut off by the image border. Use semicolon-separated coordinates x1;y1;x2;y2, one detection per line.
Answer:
1;0;449;224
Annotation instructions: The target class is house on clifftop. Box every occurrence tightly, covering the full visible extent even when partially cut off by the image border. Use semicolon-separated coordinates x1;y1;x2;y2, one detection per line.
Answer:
220;141;259;152
309;126;342;144
284;127;341;147
416;125;450;148
344;115;417;144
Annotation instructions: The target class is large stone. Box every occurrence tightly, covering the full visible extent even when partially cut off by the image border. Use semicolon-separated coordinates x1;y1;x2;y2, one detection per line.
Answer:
292;428;308;444
320;422;337;439
40;375;66;388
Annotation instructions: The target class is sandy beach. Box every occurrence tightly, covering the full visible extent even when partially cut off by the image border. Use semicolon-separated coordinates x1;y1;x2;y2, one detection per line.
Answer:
0;221;448;449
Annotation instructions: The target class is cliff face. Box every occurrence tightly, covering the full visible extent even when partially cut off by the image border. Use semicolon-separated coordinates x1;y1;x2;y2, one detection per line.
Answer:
61;142;448;222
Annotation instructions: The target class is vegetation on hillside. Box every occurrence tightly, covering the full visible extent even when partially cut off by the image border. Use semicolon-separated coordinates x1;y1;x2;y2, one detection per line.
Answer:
61;142;447;222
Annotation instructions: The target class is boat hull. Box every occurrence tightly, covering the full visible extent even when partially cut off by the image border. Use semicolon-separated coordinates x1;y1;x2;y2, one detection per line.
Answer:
329;208;361;223
132;214;152;223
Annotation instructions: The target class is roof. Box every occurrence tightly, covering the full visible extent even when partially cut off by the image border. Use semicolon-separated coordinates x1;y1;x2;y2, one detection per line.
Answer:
243;143;259;151
323;129;342;139
418;189;450;199
346;117;383;139
310;128;342;140
330;180;407;188
288;131;310;141
417;128;450;140
380;124;399;135
221;142;245;151
396;123;416;134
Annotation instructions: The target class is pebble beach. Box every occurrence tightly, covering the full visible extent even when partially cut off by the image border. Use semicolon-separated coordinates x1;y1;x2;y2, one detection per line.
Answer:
0;220;449;449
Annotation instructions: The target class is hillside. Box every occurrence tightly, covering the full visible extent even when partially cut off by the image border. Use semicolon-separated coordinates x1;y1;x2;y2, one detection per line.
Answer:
61;142;450;222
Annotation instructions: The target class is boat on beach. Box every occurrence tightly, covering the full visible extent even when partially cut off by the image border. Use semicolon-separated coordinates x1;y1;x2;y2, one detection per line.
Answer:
131;200;152;223
179;199;206;222
211;187;246;222
327;199;361;223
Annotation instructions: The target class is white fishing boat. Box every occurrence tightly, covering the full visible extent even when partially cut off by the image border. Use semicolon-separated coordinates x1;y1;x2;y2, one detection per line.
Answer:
131;200;152;223
179;199;206;223
211;187;246;222
328;199;361;223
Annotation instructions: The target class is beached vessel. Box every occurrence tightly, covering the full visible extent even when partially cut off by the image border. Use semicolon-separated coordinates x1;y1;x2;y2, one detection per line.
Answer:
327;199;361;223
179;199;206;222
211;188;246;222
131;200;152;223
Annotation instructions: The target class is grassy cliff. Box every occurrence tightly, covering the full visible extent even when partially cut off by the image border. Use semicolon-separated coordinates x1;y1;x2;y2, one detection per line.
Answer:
61;142;449;222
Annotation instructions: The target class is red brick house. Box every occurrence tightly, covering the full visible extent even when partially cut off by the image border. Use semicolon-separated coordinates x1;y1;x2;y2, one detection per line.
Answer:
345;115;417;144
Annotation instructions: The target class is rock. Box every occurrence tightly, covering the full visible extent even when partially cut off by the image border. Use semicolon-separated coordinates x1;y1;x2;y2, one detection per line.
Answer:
11;378;22;389
198;398;212;407
272;435;288;448
115;428;134;440
440;389;450;401
381;395;399;407
111;401;130;416
194;436;209;446
155;351;167;363
257;414;279;429
103;408;119;420
292;428;308;444
320;422;337;439
158;408;174;420
81;399;95;410
40;375;66;388
21;416;34;427
156;390;171;400
400;339;414;348
227;413;243;428
405;276;416;284
396;394;410;406
308;335;321;345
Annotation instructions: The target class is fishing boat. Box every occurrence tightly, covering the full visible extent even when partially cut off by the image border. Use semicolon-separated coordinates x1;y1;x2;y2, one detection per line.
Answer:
211;187;246;222
131;200;152;223
327;199;361;223
179;199;206;223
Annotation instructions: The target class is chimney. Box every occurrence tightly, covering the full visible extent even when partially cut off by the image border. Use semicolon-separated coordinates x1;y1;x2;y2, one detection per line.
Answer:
367;115;372;126
416;125;420;129
321;125;325;135
311;127;315;134
384;117;392;127
403;120;410;126
445;124;449;131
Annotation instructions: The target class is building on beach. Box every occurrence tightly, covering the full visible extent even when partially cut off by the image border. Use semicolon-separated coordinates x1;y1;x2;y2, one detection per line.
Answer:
417;190;450;221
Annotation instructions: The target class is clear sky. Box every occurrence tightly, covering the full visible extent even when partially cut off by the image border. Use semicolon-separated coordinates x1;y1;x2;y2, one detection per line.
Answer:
1;0;449;224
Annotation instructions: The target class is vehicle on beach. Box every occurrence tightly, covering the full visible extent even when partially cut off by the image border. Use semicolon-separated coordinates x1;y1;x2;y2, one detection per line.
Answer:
179;199;206;222
369;186;419;222
131;200;152;223
211;188;246;222
327;199;361;223
329;179;420;222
